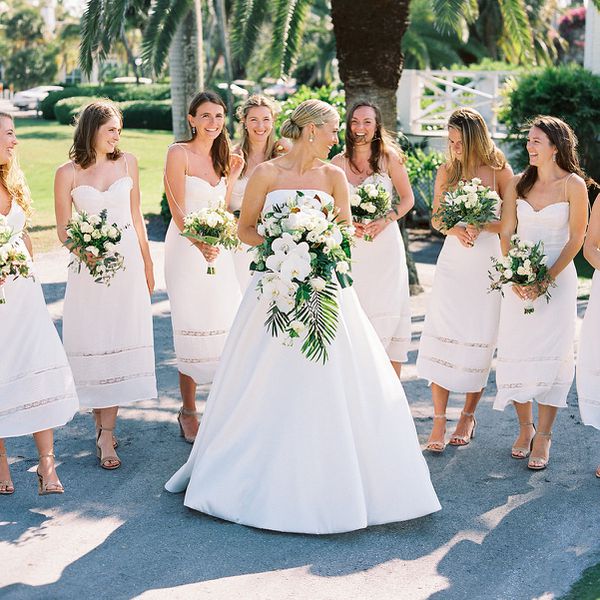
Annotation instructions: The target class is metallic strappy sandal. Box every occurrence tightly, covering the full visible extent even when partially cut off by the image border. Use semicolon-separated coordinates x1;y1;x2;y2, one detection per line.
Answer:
425;415;447;453
528;431;552;470
37;452;64;495
449;411;477;446
96;428;121;470
178;407;199;444
0;452;14;495
93;409;118;449
511;421;536;459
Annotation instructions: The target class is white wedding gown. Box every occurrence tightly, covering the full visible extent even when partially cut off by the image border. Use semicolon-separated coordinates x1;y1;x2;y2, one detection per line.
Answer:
166;190;441;534
1;202;78;437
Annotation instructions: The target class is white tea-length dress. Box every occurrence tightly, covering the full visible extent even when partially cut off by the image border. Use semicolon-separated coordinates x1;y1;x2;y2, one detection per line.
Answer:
62;166;157;408
165;175;242;384
494;198;577;410
578;271;600;427
1;201;78;437
349;172;412;362
166;190;441;535
229;176;253;291
416;188;502;392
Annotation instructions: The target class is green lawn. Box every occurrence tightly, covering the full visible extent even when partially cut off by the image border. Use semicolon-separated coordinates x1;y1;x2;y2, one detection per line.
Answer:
562;562;600;600
14;118;172;252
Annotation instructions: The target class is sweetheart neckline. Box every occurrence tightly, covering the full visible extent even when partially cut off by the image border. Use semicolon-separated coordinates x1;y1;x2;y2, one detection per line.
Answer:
265;189;334;200
185;174;226;189
517;199;568;214
71;176;133;195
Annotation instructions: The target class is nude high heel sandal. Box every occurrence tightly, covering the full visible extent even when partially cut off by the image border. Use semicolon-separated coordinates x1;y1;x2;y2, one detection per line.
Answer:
425;415;447;453
37;452;64;495
0;452;14;495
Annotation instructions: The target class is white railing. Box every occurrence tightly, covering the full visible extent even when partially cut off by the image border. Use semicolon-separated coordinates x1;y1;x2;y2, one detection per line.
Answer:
397;69;514;138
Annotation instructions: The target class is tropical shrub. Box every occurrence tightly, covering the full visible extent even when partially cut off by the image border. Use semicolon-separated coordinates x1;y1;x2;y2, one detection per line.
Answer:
404;146;445;223
121;100;172;131
54;96;102;125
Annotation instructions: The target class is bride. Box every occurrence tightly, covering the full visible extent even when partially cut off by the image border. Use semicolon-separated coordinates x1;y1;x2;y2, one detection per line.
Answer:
165;99;440;534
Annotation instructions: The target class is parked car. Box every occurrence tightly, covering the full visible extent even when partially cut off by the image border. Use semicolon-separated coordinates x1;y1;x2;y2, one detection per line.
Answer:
12;85;64;110
110;76;152;85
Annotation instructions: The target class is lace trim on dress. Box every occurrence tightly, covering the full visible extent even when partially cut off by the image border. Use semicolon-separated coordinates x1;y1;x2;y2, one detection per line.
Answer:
76;372;155;386
68;345;153;357
423;334;492;349
497;355;564;363
382;336;411;343
179;357;219;364
419;355;488;373
175;329;228;337
498;380;572;390
0;393;77;418
580;396;600;406
1;364;70;385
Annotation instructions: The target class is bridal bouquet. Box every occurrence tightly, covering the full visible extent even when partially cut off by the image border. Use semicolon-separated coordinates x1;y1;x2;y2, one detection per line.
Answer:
65;209;125;285
251;191;354;363
489;235;554;314
350;182;391;241
181;204;239;274
435;177;500;230
0;215;32;304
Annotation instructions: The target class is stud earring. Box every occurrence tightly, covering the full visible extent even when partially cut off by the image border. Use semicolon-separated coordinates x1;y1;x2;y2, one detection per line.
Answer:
309;135;314;143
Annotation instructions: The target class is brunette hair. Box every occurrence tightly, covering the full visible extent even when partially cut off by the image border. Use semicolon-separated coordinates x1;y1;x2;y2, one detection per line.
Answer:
344;100;404;174
187;91;230;178
69;100;123;169
0;113;32;219
235;94;278;177
516;115;588;198
279;99;338;140
445;107;506;190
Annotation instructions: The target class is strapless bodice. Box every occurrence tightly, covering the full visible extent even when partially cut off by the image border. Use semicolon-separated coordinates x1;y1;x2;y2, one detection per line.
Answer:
4;200;26;234
71;176;134;226
517;199;569;261
183;176;227;214
262;189;335;215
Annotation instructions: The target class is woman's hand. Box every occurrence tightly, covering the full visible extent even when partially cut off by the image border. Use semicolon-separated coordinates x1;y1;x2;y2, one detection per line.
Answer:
465;224;481;242
364;217;392;240
229;154;245;182
144;261;155;295
512;282;549;301
352;221;366;238
196;241;220;262
448;225;475;248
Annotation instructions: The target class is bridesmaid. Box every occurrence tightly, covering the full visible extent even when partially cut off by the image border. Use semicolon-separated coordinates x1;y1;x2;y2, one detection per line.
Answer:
55;100;157;470
226;94;288;290
578;196;600;477
416;107;513;452
0;112;78;494
331;101;414;377
164;91;243;444
495;116;588;470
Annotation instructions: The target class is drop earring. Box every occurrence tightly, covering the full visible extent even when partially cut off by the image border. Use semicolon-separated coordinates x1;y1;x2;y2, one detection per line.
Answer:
552;153;557;162
309;135;315;143
191;126;197;135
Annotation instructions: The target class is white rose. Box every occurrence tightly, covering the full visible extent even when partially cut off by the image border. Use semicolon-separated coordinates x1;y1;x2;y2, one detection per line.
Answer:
89;214;102;226
471;177;482;185
108;227;119;240
91;229;101;239
86;246;99;257
363;202;377;214
503;269;513;279
350;194;361;207
487;190;500;200
257;223;266;236
80;222;93;234
289;320;306;335
104;241;116;252
83;233;91;242
310;277;326;291
336;261;350;274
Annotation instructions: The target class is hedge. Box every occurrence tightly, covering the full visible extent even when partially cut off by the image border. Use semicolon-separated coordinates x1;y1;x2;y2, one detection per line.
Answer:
54;96;172;131
41;84;171;120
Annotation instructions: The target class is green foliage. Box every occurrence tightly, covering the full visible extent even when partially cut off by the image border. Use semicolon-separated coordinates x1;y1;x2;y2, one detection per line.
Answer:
275;85;346;157
404;147;445;221
41;84;171;120
54;96;103;125
121;100;172;130
160;191;171;223
499;65;600;182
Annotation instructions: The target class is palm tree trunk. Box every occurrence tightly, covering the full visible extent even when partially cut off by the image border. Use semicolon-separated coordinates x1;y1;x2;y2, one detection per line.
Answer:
331;0;422;292
214;0;235;134
169;5;204;140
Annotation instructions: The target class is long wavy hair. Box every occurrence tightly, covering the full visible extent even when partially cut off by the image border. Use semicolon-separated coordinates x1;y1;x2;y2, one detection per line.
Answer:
445;107;506;190
69;100;123;169
516;115;588;198
187;91;230;178
0;112;32;219
236;94;278;177
344;100;404;174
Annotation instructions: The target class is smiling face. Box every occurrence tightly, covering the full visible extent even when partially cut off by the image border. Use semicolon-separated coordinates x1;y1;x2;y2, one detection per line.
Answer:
311;116;339;159
244;105;274;144
526;125;555;167
0;116;17;166
350;105;377;145
94;115;121;156
189;101;225;141
448;126;463;160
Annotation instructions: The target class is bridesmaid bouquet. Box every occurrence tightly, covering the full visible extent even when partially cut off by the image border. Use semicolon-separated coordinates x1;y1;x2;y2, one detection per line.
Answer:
65;209;125;285
0;216;32;304
252;191;354;363
435;177;500;230
489;235;554;314
350;183;391;241
181;205;239;274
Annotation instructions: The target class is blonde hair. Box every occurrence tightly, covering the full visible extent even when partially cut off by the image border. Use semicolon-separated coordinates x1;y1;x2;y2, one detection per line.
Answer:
280;99;339;140
0;113;32;220
236;94;278;177
445;107;506;190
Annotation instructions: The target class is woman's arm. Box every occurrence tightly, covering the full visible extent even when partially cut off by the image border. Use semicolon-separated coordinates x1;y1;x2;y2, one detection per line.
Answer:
163;145;188;233
498;175;519;256
22;232;33;258
127;153;154;294
481;164;514;235
54;163;74;246
547;174;588;281
238;163;272;246
583;194;600;271
388;152;415;221
330;165;352;225
224;151;245;211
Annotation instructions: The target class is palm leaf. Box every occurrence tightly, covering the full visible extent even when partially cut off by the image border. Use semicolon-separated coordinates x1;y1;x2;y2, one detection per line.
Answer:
431;0;478;36
104;0;132;51
280;0;312;75
498;0;533;64
231;0;269;62
79;0;104;75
